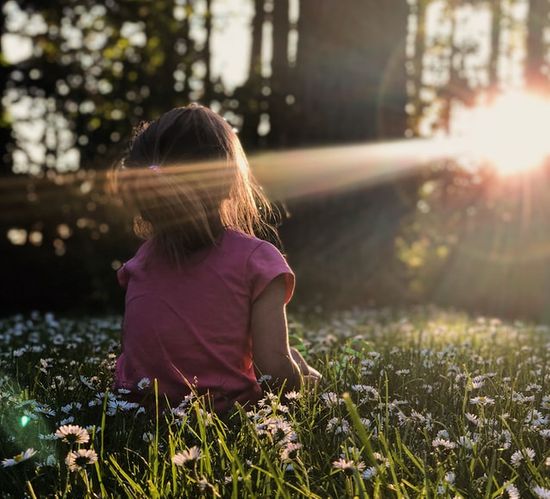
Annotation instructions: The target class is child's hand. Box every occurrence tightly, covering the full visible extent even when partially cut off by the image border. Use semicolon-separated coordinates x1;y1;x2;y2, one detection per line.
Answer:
306;365;322;380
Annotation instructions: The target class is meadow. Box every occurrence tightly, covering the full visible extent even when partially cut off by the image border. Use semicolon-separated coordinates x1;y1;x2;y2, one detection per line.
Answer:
1;307;550;498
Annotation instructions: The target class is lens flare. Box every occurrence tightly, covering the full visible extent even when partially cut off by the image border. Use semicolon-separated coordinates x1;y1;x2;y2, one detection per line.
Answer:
457;91;550;175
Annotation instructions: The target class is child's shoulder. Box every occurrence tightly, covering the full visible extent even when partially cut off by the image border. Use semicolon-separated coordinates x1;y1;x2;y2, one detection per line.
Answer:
224;229;278;254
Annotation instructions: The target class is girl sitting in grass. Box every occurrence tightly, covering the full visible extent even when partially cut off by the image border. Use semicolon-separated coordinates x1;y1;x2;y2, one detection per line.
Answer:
111;104;321;413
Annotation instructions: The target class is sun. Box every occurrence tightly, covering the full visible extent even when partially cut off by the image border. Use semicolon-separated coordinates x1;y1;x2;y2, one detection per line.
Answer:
457;91;550;175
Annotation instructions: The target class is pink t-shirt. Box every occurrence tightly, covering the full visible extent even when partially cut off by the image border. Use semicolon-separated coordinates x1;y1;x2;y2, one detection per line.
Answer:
113;228;295;412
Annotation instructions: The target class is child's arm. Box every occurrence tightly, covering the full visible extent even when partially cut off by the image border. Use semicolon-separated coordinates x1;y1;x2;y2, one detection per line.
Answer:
290;347;322;381
251;275;303;391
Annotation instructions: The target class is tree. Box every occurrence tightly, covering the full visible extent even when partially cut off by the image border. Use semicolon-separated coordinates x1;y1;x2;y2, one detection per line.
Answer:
237;0;266;149
488;0;502;92
287;0;409;144
267;0;290;147
0;5;14;175
526;0;549;90
276;0;414;308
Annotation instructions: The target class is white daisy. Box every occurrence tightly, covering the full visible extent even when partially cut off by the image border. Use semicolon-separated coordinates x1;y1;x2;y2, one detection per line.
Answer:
321;392;342;407
510;448;535;467
361;466;377;480
280;442;302;462
533;486;550;499
284;391;302;400
172;446;202;466
506;484;520;499
65;449;98;472
55;425;90;444
1;448;37;468
332;458;365;474
432;438;457;450
137;377;151;390
444;471;455;484
470;396;495;406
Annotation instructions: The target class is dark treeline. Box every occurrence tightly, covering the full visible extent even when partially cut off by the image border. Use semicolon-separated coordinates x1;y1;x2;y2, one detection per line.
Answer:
2;0;550;320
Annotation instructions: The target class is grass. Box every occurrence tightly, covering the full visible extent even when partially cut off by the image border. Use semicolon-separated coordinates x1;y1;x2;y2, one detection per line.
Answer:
1;306;550;498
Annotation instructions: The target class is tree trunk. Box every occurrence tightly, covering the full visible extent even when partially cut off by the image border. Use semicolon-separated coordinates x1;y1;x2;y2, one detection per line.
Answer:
239;0;265;149
488;0;502;93
0;6;14;175
203;0;213;103
409;0;428;135
526;0;549;90
268;0;290;147
291;0;409;145
278;0;413;308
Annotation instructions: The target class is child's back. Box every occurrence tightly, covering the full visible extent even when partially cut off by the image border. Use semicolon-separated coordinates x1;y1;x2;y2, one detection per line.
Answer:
111;104;320;413
114;228;294;412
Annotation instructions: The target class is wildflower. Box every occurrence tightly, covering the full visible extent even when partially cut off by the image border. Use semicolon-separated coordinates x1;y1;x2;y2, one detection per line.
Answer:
353;385;379;400
436;429;450;440
465;413;480;426
137;377;151;390
321;392;342;407
142;432;154;443
469;396;495;406
457;435;474;449
65;449;98;472
172;446;202;466
79;375;95;389
512;392;535;403
280;443;302;462
35;403;56;417
444;471;455;484
55;425;90;444
506;484;520;499
510;448;535;467
285;390;301;401
471;375;485;389
360;418;371;428
432;438;457;450
61;402;82;414
332;458;365;474
533;486;550;499
259;417;296;443
1;448;37;468
525;410;548;427
371;452;390;467
361;466;377;480
326;417;350;435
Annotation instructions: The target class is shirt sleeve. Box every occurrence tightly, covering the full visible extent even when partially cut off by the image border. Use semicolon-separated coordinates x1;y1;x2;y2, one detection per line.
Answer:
248;241;295;304
116;263;129;289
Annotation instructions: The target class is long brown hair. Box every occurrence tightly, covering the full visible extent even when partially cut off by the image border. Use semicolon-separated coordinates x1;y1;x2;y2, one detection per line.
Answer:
111;104;280;266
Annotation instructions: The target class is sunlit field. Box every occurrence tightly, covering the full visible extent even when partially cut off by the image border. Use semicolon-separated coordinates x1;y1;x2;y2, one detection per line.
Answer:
1;308;550;498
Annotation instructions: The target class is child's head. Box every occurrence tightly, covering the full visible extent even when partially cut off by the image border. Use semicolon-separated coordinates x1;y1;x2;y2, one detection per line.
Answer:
113;104;277;264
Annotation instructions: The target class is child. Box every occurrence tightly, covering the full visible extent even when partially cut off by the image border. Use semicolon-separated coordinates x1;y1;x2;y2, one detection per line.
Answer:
111;104;321;413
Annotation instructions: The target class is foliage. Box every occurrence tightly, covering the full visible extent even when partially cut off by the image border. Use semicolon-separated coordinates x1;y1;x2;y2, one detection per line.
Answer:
1;308;550;497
